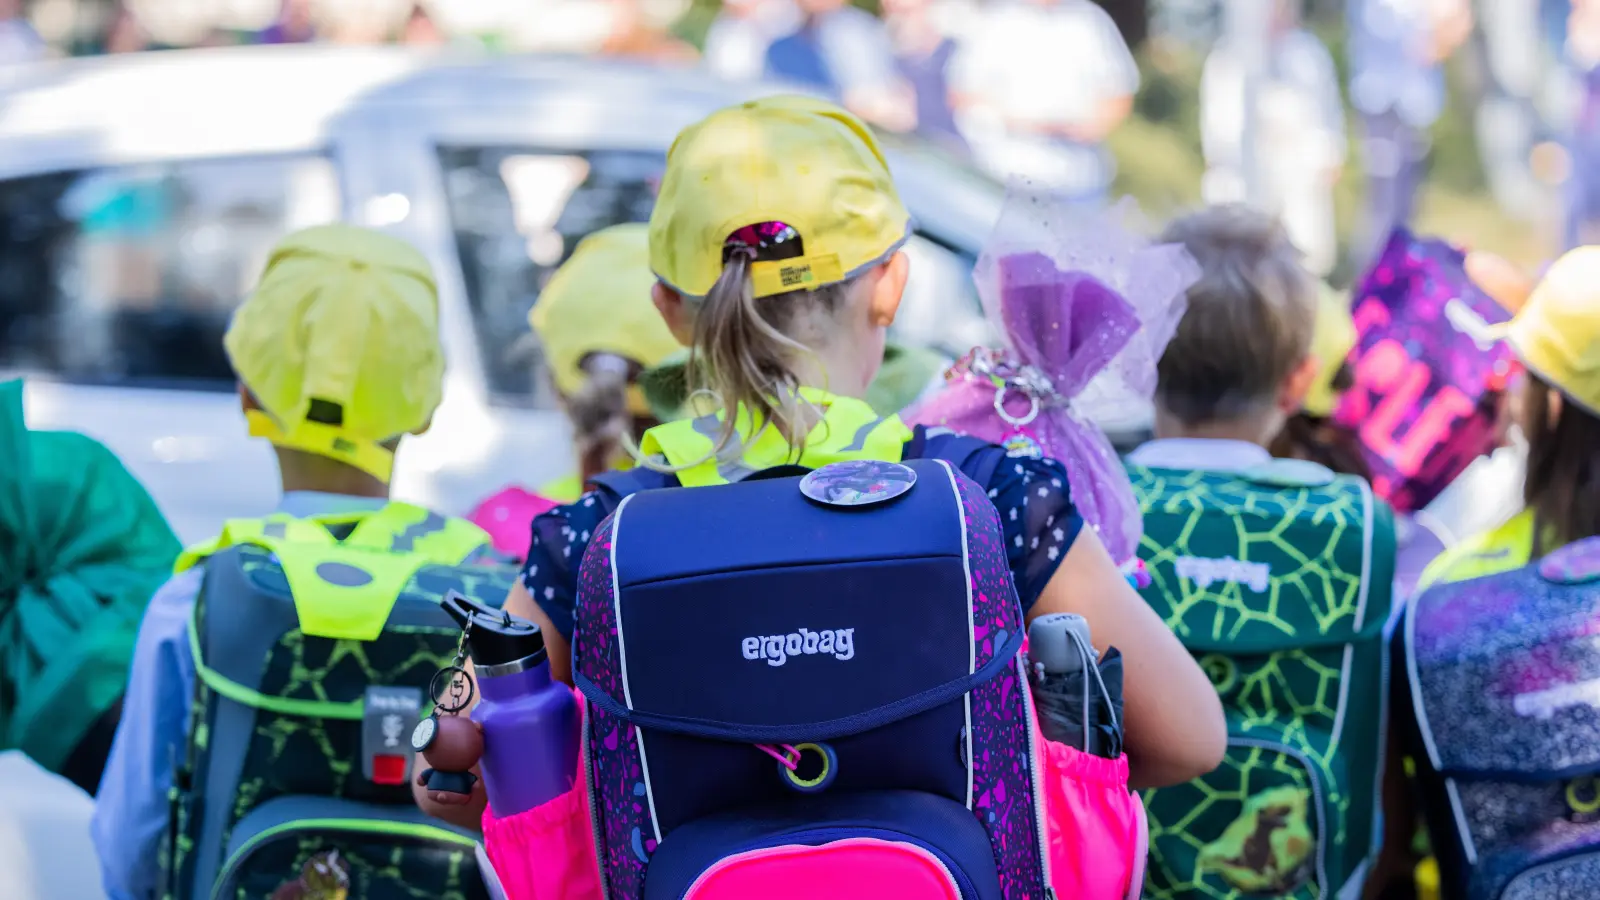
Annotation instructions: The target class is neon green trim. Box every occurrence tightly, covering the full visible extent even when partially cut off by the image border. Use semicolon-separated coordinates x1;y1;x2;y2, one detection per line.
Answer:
185;612;364;720
641;387;911;487
215;817;476;894
179;503;491;640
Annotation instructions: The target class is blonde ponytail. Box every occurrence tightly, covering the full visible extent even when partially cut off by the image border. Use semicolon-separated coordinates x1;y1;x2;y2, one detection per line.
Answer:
680;251;853;466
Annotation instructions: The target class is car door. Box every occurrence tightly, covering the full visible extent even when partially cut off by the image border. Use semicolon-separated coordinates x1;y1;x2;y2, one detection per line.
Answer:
1;154;343;544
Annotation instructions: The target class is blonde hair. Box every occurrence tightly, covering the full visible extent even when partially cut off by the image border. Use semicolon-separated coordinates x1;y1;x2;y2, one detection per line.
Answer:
641;245;859;471
1156;204;1316;425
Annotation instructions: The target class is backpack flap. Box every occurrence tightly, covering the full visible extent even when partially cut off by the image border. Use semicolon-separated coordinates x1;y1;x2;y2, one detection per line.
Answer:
1132;464;1394;654
574;458;1023;742
1409;538;1600;781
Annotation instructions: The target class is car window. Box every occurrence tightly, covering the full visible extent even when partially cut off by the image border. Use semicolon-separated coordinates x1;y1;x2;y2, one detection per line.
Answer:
438;146;662;408
0;155;339;390
438;145;995;407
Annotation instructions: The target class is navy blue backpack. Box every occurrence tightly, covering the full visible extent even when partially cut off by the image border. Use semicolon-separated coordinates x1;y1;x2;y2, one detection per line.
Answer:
573;448;1052;900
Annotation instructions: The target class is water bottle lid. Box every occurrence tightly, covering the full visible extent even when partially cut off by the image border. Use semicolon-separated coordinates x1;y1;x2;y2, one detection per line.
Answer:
441;591;548;669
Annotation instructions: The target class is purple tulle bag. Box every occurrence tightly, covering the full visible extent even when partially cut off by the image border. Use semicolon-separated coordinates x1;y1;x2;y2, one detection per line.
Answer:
903;192;1200;567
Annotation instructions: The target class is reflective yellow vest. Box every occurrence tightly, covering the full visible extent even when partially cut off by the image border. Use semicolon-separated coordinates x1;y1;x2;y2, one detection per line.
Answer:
637;387;914;487
175;502;491;641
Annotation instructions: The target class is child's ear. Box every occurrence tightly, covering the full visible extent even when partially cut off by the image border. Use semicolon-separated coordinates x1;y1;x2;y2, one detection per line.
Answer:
1280;355;1321;414
867;251;910;328
651;282;694;345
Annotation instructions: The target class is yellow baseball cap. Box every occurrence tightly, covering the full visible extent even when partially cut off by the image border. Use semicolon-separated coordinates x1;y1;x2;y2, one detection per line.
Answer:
224;224;444;483
649;95;911;300
528;224;682;415
1467;246;1600;416
1303;284;1358;417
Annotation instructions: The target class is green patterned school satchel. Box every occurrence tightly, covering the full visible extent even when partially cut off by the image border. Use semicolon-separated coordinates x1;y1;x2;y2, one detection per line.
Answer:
1129;459;1396;900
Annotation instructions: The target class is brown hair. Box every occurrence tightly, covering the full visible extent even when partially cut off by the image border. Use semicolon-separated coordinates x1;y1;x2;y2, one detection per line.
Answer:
1269;362;1372;479
670;237;858;467
565;352;658;482
1156;205;1317;425
1522;375;1600;553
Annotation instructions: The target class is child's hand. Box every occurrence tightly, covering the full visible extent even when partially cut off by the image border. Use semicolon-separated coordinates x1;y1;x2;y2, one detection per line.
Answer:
1464;251;1535;314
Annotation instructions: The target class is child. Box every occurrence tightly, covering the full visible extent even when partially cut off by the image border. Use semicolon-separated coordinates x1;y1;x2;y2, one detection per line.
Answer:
420;95;1224;841
467;224;680;559
1128;205;1398;900
92;225;498;900
1416;247;1600;587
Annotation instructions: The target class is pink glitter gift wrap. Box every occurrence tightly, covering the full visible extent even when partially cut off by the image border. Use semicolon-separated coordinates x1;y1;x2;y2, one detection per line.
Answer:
904;191;1199;564
1333;228;1516;513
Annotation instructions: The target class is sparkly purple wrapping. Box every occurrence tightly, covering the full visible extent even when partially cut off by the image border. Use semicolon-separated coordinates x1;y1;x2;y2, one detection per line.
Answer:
904;195;1198;564
1333;229;1515;513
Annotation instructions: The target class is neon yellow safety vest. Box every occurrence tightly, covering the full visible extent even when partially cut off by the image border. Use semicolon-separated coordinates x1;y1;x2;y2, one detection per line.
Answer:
1415;509;1538;592
175;502;491;641
637;387;914;487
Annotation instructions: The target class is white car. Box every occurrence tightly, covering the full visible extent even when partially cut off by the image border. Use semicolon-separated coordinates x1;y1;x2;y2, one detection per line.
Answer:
0;44;1517;548
0;45;1009;544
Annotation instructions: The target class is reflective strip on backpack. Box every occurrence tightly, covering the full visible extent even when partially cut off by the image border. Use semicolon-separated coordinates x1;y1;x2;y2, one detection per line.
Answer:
175;503;490;641
639;387;912;487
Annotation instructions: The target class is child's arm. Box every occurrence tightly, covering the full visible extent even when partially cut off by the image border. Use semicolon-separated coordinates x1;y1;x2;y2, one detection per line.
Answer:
1028;529;1228;789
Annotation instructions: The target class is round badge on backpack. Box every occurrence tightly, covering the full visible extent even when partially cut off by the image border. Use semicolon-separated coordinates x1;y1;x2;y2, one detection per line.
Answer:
1539;536;1600;585
800;460;917;507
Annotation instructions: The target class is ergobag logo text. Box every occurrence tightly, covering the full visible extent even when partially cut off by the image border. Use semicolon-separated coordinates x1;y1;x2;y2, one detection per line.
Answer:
742;627;856;666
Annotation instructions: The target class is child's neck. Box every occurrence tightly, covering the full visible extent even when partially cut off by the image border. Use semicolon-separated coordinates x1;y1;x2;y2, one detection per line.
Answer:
1153;411;1280;449
275;447;391;500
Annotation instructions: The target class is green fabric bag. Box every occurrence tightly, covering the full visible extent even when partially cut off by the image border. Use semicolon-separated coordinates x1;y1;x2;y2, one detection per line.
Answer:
0;379;180;772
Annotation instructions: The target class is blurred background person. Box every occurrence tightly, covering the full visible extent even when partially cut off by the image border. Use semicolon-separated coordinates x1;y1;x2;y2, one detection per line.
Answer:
951;0;1139;208
1347;0;1473;267
703;0;798;81
1201;0;1346;277
764;0;917;133
599;0;697;63
0;0;47;64
401;2;445;46
1565;0;1600;247
884;0;967;154
256;0;318;44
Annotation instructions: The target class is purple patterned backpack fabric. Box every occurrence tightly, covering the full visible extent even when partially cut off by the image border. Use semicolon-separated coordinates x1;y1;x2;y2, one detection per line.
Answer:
1405;536;1600;899
571;458;1049;899
1333;229;1515;513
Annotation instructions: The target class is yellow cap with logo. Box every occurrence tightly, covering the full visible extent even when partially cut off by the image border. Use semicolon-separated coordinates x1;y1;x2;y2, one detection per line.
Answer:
529;223;682;415
1470;246;1600;416
649;94;911;300
1303;284;1358;418
224;224;444;484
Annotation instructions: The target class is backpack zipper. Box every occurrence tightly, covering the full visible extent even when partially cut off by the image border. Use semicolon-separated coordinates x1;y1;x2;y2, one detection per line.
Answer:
1018;655;1057;897
583;710;611;900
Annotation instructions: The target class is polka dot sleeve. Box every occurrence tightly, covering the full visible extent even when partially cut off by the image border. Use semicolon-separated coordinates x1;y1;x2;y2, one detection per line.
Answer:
985;456;1084;614
519;491;610;643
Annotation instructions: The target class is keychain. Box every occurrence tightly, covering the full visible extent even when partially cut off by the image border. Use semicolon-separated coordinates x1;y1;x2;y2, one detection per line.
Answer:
412;624;484;802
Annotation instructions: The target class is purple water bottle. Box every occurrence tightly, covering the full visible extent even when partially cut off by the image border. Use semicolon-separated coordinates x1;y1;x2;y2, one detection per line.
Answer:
441;592;580;816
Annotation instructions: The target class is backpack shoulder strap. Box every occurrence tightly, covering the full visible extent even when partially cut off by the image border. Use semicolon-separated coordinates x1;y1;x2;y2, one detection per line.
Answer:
588;468;681;517
915;429;1006;489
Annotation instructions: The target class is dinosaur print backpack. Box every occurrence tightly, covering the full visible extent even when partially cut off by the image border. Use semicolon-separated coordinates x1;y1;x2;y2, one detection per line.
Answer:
1129;460;1397;899
162;504;516;899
